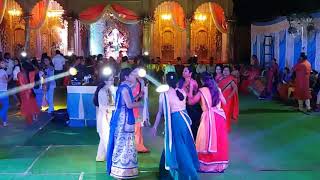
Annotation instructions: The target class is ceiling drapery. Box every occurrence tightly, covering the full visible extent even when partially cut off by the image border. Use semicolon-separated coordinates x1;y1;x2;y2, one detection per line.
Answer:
79;3;140;24
30;0;50;29
209;3;227;33
0;0;7;24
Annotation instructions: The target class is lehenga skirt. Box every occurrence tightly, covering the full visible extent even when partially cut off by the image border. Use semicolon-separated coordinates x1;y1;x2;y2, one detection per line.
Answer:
165;111;199;180
110;107;138;179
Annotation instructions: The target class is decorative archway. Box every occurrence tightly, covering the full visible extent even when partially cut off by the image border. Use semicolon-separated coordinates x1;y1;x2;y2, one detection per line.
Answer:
0;0;24;56
152;1;187;63
29;0;66;57
191;2;228;64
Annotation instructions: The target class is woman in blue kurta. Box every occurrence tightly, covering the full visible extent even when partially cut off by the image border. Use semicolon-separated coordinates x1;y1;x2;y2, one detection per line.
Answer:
106;68;142;179
152;72;199;180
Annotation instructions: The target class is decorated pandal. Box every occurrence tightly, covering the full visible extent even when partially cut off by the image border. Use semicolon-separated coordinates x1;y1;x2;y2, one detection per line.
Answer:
0;0;231;64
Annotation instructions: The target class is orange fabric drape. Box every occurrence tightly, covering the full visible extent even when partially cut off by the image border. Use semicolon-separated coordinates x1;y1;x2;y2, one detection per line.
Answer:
171;2;186;30
0;0;7;24
79;4;107;24
210;3;227;33
30;0;49;29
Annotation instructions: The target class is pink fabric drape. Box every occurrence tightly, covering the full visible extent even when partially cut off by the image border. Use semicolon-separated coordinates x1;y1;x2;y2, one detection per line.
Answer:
210;3;227;33
30;0;49;29
0;0;7;24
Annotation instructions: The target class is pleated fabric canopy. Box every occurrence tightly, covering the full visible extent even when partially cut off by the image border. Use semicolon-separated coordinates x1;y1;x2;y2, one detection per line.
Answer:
79;3;140;24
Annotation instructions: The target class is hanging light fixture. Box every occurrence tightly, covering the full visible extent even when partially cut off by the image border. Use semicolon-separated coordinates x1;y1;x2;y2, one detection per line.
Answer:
8;9;22;16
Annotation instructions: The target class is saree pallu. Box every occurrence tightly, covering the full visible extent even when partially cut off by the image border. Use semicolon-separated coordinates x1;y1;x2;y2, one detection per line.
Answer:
161;93;199;180
219;76;239;132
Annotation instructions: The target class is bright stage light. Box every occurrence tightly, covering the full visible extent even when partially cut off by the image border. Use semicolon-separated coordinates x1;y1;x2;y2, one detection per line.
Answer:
156;84;169;93
143;51;149;56
138;68;146;78
194;55;198;57
161;14;172;20
21;51;27;57
69;67;78;76
102;66;113;76
8;9;22;16
67;51;73;56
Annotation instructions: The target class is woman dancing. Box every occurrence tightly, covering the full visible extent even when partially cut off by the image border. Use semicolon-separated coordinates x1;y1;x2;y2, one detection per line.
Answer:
17;62;40;124
94;73;115;162
188;72;229;172
178;66;202;139
132;74;149;153
152;72;199;180
106;68;142;179
218;66;239;132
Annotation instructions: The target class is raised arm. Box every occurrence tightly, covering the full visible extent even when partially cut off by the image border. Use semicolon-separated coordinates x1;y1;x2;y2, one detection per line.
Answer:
152;95;164;136
187;80;201;105
122;89;141;109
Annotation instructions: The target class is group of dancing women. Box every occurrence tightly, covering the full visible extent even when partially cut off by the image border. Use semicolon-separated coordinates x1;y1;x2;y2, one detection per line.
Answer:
94;64;238;179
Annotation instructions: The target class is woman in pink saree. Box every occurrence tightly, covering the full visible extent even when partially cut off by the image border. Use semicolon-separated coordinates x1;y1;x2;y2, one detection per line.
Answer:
188;72;228;173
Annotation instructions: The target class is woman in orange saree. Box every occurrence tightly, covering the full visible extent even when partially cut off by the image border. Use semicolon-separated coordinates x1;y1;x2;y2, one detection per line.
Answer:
132;76;149;153
17;62;40;124
218;66;239;132
188;72;228;172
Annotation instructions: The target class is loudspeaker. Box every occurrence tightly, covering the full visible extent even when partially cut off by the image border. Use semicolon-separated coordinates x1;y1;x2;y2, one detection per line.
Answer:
52;109;69;126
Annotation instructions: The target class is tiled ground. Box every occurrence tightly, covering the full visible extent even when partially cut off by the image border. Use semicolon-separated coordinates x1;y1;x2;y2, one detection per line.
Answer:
1;87;320;179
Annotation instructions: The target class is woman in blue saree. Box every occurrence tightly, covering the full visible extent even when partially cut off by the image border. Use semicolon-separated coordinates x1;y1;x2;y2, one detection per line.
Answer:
152;72;199;180
106;68;142;179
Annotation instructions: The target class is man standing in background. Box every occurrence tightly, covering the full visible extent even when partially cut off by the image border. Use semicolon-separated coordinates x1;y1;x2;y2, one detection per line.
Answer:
293;52;312;112
52;50;66;87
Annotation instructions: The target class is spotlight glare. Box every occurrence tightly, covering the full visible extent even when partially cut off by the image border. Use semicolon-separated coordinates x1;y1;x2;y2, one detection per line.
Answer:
156;84;169;93
69;67;78;76
143;51;149;56
21;51;27;57
67;51;73;56
103;66;113;76
138;68;146;78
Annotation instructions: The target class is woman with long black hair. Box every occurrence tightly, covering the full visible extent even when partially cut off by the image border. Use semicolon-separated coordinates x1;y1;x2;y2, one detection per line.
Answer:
17;62;40;124
188;72;229;172
106;68;142;179
94;72;115;162
152;72;199;180
178;66;202;139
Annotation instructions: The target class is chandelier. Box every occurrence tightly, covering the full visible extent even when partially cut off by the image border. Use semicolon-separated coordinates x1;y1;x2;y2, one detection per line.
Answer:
287;13;315;37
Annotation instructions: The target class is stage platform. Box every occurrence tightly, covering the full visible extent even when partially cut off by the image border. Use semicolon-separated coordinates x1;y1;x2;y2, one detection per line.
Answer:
1;89;320;179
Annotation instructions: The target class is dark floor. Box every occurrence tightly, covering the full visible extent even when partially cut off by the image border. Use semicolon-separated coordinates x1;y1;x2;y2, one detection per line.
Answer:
1;87;320;179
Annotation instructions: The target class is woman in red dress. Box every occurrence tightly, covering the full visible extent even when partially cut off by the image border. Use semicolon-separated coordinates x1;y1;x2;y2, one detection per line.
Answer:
218;66;239;132
17;62;40;124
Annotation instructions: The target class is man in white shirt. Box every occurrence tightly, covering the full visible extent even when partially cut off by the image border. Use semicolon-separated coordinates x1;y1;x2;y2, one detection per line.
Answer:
4;53;14;80
52;50;66;87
